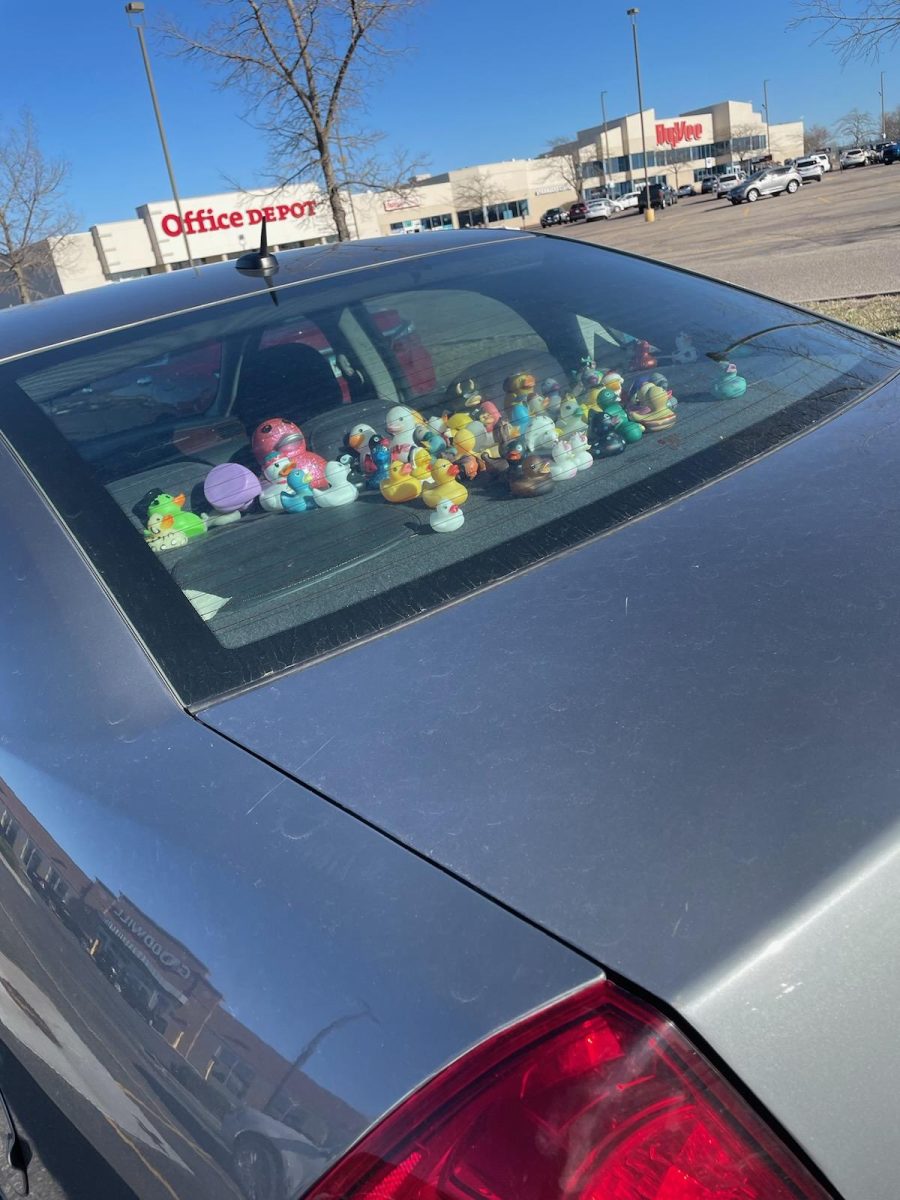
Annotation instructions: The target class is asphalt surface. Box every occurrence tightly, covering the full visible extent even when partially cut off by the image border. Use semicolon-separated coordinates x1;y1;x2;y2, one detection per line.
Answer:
535;164;900;304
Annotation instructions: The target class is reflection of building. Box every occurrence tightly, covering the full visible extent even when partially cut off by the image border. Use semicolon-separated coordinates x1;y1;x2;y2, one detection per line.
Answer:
0;780;359;1143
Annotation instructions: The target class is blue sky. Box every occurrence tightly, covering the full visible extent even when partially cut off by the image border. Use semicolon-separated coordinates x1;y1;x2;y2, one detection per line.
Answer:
3;1;894;228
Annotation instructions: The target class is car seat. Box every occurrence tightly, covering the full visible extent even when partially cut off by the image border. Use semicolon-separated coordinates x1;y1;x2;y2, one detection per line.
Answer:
234;343;347;437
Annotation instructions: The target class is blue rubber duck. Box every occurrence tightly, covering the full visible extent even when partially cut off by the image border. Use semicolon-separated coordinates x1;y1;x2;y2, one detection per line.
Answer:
281;469;316;512
366;434;392;490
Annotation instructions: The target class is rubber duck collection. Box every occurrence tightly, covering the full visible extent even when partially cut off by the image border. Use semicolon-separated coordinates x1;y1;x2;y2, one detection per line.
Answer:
141;342;749;549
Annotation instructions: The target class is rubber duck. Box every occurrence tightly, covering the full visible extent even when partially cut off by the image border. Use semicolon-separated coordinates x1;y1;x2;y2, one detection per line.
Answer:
410;447;434;481
313;460;358;508
713;362;747;400
144;512;189;553
601;371;624;396
557;397;587;437
252;419;327;487
550;439;578;481
429;498;465;533
259;453;294;511
366;435;392;490
385;405;420;455
509;455;554;498
672;332;697;364
588;410;626;458
580;370;605;413
445;377;482;409
380;460;423;503
281;469;317;512
541;378;564;417
503;372;536;435
525;413;559;454
346;423;378;464
422;459;468;509
569;430;594;471
527;390;548;416
415;426;449;459
146;492;207;537
471;400;502;436
604;402;644;444
630;340;657;371
629;383;677;431
480;452;510;482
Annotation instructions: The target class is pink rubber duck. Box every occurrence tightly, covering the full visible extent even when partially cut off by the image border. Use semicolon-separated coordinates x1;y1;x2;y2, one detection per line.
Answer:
251;418;328;488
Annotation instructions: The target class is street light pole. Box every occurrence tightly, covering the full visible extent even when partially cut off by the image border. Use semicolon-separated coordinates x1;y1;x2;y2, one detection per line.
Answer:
762;79;771;159
600;90;611;195
879;70;886;139
626;8;654;224
124;1;195;271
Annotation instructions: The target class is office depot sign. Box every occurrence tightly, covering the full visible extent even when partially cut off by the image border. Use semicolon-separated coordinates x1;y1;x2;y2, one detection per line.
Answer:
159;199;318;238
655;120;704;148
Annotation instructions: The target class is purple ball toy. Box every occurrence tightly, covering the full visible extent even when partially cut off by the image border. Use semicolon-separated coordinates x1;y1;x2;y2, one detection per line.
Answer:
203;463;261;513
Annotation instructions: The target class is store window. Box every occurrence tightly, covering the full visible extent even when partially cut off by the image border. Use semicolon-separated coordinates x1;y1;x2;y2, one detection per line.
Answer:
421;213;454;231
208;1045;255;1099
0;810;18;846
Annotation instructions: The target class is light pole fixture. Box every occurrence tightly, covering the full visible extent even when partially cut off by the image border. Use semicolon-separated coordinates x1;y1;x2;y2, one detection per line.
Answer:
762;79;771;160
600;90;610;195
626;8;654;223
124;1;195;270
879;70;886;139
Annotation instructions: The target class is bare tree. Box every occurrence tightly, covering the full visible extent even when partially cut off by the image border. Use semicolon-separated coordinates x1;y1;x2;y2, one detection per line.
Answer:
730;123;763;167
803;122;832;152
885;104;900;140
545;137;584;200
0;111;75;305
452;170;502;227
835;107;878;144
790;1;900;61
161;0;426;242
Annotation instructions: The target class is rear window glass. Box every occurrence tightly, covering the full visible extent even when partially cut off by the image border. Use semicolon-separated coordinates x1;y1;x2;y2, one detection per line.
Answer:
2;235;898;705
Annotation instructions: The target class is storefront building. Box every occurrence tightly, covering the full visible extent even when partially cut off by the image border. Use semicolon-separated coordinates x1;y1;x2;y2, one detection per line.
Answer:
561;99;803;200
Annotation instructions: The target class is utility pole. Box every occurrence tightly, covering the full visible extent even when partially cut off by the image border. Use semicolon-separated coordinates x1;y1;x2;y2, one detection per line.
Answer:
762;79;771;160
124;2;195;270
879;70;886;139
600;90;611;195
626;8;654;223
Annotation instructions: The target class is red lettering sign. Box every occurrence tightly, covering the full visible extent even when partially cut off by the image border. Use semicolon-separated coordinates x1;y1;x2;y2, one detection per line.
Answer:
655;120;704;149
158;201;318;238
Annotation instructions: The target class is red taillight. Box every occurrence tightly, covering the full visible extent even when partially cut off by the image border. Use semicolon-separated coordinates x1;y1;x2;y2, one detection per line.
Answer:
306;980;832;1200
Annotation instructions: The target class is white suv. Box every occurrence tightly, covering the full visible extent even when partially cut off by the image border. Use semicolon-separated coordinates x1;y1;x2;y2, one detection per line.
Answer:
794;157;824;182
840;148;867;170
811;153;832;173
717;170;747;197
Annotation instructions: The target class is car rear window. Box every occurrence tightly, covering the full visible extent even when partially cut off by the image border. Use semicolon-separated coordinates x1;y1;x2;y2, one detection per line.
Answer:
2;235;899;706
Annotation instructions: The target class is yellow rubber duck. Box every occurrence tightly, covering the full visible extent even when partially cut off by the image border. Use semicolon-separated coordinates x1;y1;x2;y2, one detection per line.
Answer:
380;460;423;503
422;459;468;509
410;447;433;480
445;411;474;434
450;425;478;457
629;383;676;431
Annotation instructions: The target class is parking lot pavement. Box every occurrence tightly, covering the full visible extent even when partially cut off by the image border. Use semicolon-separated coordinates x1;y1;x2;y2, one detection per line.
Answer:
536;167;900;303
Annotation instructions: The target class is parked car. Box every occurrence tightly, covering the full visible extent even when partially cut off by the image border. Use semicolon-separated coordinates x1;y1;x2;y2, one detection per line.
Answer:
700;176;720;194
611;190;640;210
882;142;900;165
585;199;616;221
677;184;695;197
840;148;867;169
793;157;824;183
729;165;803;203
810;152;832;173
540;207;567;228
637;183;676;212
566;201;588;223
716;170;747;197
2;229;900;1200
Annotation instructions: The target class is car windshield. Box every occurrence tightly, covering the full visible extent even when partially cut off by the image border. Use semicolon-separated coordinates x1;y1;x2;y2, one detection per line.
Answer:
2;234;898;706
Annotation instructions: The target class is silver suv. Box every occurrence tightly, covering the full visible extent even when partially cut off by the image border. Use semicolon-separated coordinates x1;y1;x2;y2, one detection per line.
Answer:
729;165;803;204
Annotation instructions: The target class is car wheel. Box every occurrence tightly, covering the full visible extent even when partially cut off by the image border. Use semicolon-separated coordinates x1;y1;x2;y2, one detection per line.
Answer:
232;1135;285;1200
786;180;799;194
746;189;760;203
731;198;741;205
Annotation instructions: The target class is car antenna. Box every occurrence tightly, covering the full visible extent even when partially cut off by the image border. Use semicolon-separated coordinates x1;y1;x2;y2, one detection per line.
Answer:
236;218;280;305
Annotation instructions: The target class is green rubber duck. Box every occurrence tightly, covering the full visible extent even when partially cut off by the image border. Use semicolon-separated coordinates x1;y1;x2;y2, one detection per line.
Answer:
145;492;207;539
604;402;644;444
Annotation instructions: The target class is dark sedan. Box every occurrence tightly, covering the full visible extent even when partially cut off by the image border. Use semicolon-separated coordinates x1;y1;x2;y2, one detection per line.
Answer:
1;230;899;1200
540;207;568;227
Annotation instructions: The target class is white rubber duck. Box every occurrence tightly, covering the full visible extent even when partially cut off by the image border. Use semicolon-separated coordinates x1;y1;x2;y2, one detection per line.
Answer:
550;439;578;481
673;332;697;364
525;413;559;454
313;460;358;508
259;453;293;512
569;430;594;471
385;406;419;455
556;397;587;437
429;498;465;533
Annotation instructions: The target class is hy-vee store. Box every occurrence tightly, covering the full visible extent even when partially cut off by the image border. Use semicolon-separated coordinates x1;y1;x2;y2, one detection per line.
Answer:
17;98;802;303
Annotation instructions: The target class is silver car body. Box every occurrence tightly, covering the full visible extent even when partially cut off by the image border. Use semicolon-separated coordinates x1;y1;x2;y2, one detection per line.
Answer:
840;148;867;168
794;157;824;181
729;166;803;202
